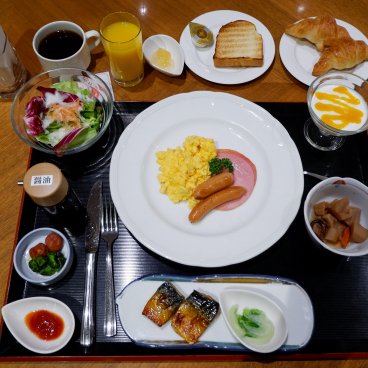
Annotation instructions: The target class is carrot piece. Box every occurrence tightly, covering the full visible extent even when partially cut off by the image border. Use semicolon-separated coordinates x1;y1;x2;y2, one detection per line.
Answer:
341;227;351;248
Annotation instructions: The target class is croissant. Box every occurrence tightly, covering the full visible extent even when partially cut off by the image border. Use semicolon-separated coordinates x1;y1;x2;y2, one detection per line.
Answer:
285;15;351;51
312;38;368;76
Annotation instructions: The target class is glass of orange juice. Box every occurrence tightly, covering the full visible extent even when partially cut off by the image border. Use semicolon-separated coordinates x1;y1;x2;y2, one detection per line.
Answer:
305;72;368;151
100;12;144;87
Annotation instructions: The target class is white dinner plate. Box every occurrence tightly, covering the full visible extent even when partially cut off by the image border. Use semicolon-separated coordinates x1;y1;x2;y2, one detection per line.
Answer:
179;10;275;84
109;91;303;267
116;274;314;351
279;19;368;86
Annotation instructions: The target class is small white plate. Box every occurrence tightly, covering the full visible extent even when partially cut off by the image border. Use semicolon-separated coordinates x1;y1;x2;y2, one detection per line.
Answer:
279;19;368;86
143;34;184;76
116;274;314;352
179;10;275;84
1;297;75;354
219;288;288;353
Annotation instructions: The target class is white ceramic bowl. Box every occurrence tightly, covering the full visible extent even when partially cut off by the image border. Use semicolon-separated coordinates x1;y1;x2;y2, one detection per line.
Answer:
1;296;75;354
304;177;368;256
219;287;288;353
13;227;73;285
143;34;184;76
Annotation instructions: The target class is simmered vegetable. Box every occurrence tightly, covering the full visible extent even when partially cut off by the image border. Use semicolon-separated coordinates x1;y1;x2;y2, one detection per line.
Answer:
311;197;368;248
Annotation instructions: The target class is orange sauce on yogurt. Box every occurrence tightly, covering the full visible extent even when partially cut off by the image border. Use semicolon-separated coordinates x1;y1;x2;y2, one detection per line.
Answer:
313;85;366;130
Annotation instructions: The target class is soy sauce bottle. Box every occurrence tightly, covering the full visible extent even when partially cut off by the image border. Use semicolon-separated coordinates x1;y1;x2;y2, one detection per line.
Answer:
23;163;85;232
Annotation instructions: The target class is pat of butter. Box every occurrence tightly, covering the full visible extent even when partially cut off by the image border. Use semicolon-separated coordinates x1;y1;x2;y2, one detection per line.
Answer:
151;48;174;70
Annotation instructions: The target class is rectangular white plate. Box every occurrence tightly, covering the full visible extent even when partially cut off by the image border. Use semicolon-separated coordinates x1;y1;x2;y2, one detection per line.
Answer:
116;274;314;352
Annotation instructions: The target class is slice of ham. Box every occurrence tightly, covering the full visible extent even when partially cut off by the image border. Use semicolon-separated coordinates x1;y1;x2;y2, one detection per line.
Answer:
216;149;257;210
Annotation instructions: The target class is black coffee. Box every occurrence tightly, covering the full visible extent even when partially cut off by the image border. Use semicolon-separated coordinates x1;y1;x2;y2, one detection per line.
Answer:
38;30;83;60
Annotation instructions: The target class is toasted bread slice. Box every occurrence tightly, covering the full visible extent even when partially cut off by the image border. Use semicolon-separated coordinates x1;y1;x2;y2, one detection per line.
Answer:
213;20;263;67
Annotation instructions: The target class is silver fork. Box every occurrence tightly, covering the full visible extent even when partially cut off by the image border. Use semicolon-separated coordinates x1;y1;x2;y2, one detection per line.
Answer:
101;195;118;337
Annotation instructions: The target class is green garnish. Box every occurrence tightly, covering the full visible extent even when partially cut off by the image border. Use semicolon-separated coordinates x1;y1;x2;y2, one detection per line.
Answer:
28;252;66;276
237;308;263;337
209;157;234;175
229;305;275;344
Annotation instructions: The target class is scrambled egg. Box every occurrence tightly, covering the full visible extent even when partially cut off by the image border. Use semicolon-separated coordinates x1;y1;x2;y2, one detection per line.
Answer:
156;136;217;208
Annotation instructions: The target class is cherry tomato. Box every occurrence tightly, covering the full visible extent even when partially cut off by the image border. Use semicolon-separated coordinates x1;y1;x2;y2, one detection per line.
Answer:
45;232;63;252
29;243;48;259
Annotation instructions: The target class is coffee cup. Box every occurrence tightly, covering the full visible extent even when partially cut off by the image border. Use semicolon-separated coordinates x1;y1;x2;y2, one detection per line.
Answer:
32;21;100;71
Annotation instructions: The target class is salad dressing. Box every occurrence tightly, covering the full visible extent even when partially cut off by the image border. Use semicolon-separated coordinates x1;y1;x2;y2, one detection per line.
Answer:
47;101;82;128
44;90;69;106
312;85;368;131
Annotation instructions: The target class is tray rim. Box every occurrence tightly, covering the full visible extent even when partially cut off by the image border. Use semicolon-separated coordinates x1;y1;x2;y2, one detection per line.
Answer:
2;102;368;361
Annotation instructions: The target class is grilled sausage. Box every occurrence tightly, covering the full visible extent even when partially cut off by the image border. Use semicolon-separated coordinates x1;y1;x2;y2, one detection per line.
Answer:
189;186;246;223
193;172;234;199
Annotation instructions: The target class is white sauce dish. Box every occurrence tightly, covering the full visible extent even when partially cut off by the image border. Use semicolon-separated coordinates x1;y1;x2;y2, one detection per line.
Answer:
143;34;184;76
1;296;75;354
219;287;288;353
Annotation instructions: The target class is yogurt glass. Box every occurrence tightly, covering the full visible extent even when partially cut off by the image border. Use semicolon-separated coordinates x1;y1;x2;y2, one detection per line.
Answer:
305;72;368;151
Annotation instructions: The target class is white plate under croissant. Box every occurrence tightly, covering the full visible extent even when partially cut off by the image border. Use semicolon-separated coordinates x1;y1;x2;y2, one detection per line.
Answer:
279;18;368;85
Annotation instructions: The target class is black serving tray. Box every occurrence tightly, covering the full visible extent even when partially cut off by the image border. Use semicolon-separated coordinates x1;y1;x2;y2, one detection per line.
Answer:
1;102;368;360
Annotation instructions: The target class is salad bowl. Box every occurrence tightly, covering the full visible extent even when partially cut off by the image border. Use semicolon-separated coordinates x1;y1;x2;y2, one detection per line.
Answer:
11;68;113;156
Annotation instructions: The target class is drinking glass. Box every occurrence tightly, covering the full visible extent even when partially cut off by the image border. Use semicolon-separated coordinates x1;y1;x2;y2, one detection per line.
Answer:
0;26;27;99
100;12;144;87
305;72;368;151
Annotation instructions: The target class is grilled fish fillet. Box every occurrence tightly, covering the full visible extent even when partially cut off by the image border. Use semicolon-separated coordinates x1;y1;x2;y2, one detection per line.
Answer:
142;282;184;326
171;290;219;344
213;20;263;67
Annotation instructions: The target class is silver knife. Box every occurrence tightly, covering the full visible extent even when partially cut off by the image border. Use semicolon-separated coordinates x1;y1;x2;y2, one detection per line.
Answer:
80;181;102;347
